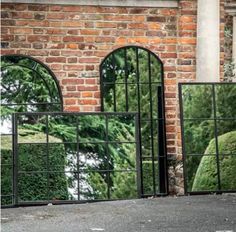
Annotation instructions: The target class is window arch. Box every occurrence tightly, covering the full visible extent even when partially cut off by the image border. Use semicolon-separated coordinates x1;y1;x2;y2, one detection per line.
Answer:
100;46;168;196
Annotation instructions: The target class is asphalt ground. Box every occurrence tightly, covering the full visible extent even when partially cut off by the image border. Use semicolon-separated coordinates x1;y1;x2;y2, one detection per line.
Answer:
1;194;236;232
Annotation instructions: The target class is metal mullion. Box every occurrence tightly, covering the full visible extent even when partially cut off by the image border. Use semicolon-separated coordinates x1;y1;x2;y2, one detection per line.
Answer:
179;84;189;194
212;84;221;191
148;52;156;195
112;53;117;112
105;115;110;199
157;86;166;194
136;47;143;195
135;114;141;198
46;115;50;202
100;62;105;112
13;113;18;206
124;48;129;111
76;117;80;201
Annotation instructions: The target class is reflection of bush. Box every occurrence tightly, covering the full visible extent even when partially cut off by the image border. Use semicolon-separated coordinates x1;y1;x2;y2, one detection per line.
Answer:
192;131;236;191
142;161;158;194
1;129;68;205
183;84;236;190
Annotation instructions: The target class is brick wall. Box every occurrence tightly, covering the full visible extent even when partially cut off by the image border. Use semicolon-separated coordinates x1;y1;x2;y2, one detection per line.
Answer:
0;1;225;194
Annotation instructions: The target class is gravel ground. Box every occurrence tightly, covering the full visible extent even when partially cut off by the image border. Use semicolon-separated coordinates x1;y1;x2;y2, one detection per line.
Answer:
1;195;236;232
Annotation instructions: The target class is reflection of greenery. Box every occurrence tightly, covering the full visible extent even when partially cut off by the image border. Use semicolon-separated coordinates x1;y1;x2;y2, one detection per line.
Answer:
0;56;61;118
22;115;137;200
192;131;236;191
1;50;162;204
102;47;162;194
1;130;68;205
142;161;158;194
183;84;236;190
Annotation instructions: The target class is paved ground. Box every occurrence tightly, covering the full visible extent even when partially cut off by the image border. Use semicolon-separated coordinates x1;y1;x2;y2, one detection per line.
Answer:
1;195;236;232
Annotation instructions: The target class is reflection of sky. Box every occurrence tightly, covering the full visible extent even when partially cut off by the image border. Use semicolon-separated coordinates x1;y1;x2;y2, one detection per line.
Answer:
65;152;95;200
0;119;12;134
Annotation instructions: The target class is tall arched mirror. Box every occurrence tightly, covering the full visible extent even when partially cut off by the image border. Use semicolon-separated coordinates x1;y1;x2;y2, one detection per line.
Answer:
100;46;168;196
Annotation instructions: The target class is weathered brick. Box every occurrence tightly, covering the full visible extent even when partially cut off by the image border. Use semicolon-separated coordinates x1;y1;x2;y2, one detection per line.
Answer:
34;13;45;20
147;16;166;22
1;35;14;41
28;4;49;11
62;21;82;27
1;20;15;26
28;35;49;42
47;13;65;19
63;36;84;43
14;28;32;34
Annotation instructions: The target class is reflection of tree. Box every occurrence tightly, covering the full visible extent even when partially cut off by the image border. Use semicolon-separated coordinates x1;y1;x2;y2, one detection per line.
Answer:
101;47;163;194
182;84;236;190
0;56;61;120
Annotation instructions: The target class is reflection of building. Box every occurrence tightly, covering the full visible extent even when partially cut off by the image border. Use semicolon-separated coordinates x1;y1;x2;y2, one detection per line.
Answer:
1;0;236;197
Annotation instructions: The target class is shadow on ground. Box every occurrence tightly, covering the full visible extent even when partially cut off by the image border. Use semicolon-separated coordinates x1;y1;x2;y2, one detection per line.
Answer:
1;195;236;232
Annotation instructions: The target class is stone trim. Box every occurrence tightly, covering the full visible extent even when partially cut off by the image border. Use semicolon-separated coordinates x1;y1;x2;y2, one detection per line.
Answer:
1;0;178;8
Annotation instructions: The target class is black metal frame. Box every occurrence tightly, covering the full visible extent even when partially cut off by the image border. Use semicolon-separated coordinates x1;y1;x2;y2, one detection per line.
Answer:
179;82;236;195
11;112;140;207
100;46;168;196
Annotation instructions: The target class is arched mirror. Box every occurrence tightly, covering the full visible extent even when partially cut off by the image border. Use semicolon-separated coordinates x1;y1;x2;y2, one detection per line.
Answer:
100;46;168;196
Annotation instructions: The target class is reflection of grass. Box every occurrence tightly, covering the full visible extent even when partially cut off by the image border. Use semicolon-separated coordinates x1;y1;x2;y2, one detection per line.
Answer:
192;131;236;191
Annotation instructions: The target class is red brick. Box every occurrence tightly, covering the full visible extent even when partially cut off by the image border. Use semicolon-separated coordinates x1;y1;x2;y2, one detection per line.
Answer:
77;86;98;91
28;35;49;42
46;57;66;63
64;99;76;105
64;106;80;112
85;79;96;84
78;99;97;105
79;58;99;63
68;57;77;63
62;79;84;85
47;29;65;34
62;21;82;27
15;4;28;11
80;29;100;35
47;13;65;19
28;4;49;11
63;36;84;43
50;5;63;11
63;65;84;71
1;35;14;41
12;12;33;19
82;92;93;98
66;86;76;91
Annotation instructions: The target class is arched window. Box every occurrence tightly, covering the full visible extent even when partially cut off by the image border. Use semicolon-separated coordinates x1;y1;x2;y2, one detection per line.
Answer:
100;46;168;196
0;55;62;205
